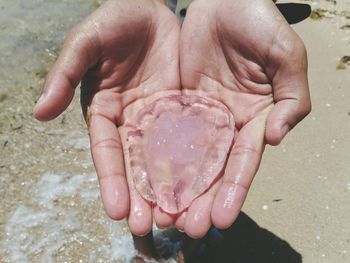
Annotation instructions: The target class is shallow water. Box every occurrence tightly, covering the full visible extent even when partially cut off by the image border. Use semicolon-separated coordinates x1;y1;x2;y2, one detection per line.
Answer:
0;0;97;90
0;1;180;262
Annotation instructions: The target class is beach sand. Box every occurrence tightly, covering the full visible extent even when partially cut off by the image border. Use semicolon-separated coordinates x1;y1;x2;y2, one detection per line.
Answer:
0;0;349;262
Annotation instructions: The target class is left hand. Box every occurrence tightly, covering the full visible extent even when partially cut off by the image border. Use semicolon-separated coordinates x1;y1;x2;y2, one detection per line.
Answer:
34;0;181;236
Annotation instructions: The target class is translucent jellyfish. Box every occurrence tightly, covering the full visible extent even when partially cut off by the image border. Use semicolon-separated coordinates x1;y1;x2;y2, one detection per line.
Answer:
124;95;234;214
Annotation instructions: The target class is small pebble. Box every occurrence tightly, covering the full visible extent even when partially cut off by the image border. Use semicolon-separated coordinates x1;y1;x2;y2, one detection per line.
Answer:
262;205;269;210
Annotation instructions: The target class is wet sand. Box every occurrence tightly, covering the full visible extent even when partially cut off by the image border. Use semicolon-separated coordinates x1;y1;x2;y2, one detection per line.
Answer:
0;0;349;262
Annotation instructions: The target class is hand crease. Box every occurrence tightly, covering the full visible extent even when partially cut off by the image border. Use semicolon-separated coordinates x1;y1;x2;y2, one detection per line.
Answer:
98;171;125;181
231;143;259;157
91;137;122;150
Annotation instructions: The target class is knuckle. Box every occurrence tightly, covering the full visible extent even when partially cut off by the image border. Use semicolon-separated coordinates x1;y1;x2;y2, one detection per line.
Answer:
92;137;122;151
98;171;125;182
65;24;83;44
231;143;259;157
223;179;249;193
298;97;312;119
304;101;312;116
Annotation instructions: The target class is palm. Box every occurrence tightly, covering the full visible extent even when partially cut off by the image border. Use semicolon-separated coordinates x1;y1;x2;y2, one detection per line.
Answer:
78;1;180;111
177;0;310;237
82;4;181;235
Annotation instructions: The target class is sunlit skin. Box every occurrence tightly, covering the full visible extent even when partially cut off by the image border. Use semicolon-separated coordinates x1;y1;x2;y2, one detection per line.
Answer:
34;0;181;237
34;0;311;247
173;0;311;238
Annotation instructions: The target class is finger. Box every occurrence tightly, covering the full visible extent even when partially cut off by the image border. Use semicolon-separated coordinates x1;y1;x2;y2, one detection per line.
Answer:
211;111;268;229
127;188;153;236
34;25;99;121
184;178;221;239
89;112;129;220
265;97;310;145
175;210;187;232
153;205;176;229
265;33;311;145
122;128;153;236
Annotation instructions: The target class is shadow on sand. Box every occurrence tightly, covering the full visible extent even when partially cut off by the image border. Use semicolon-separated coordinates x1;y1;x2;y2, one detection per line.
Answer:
276;3;311;24
196;212;302;263
158;212;302;263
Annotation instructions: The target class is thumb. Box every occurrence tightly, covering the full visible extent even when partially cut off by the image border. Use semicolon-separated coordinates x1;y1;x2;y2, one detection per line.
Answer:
34;26;99;121
265;35;311;145
265;96;310;145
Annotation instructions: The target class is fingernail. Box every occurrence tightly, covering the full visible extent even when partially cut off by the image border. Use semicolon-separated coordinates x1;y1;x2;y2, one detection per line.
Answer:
36;93;45;106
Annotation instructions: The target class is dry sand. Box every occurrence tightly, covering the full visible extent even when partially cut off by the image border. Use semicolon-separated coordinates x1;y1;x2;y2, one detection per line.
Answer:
0;0;349;262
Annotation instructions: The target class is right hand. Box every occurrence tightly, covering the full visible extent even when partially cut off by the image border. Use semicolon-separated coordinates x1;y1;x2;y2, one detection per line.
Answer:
34;0;181;236
177;0;311;238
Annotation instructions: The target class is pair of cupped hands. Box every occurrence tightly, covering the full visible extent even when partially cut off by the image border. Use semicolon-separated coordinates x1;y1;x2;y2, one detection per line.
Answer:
34;0;310;238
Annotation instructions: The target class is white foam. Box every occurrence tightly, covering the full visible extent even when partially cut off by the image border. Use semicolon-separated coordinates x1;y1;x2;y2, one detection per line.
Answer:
109;234;137;262
0;171;140;262
32;172;93;209
64;132;90;151
2;205;80;263
64;132;93;168
2;140;180;262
